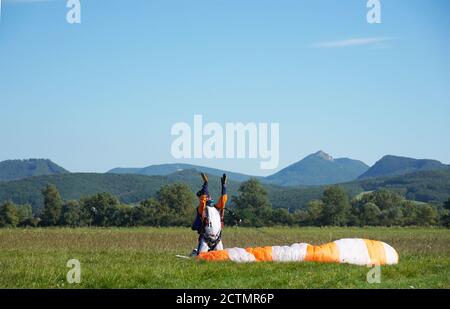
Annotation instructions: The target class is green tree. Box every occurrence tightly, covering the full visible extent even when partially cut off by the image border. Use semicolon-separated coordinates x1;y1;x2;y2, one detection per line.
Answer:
380;207;403;226
291;209;308;226
359;202;381;226
157;183;196;226
270;208;293;226
415;204;438;226
306;200;324;226
402;201;418;226
444;197;450;211
132;202;151;226
108;204;135;227
0;202;19;227
60;200;81;226
80;192;119;226
363;190;403;211
136;198;169;226
232;178;272;227
15;204;33;226
40;185;63;226
358;190;406;226
321;186;351;226
441;197;450;227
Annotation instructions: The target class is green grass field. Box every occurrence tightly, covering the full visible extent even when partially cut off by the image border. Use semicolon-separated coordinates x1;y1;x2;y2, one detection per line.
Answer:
0;227;449;288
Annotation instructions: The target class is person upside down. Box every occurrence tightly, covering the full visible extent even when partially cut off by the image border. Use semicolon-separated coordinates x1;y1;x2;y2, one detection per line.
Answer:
191;172;227;256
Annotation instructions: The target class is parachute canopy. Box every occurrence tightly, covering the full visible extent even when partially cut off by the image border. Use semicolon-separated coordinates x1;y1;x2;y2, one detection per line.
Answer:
197;238;398;266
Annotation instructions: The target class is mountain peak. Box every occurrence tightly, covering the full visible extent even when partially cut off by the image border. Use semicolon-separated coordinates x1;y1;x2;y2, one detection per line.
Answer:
0;158;69;182
312;150;334;161
358;155;445;179
266;151;369;186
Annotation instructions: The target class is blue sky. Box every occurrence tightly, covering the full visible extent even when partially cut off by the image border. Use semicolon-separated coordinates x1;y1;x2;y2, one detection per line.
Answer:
0;0;449;176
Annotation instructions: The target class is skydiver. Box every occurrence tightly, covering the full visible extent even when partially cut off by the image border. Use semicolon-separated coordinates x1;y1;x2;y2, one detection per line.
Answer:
191;172;227;256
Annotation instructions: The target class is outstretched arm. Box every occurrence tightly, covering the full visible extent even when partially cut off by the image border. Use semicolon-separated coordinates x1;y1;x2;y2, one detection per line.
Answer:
215;174;228;211
197;173;209;215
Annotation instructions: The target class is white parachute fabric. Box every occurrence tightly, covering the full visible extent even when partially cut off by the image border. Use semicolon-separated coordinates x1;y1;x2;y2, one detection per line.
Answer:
334;238;371;266
227;248;257;263
271;243;308;262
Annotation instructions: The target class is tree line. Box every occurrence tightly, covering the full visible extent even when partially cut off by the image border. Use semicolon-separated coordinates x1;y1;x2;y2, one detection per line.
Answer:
1;179;449;228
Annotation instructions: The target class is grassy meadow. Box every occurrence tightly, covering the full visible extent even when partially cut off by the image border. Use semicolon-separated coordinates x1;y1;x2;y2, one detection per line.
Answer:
0;227;449;288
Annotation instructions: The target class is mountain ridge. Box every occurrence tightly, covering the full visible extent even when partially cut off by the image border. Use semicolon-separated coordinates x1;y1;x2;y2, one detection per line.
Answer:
358;155;446;179
108;151;370;186
2;152;448;188
265;151;369;186
0;159;69;182
108;163;255;182
1;166;449;213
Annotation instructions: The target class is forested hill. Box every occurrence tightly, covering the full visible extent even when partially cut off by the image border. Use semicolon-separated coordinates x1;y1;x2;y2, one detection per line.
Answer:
265;151;369;186
109;151;369;186
0;167;449;212
0;170;241;212
0;159;69;182
358;155;447;179
262;167;449;211
108;163;254;182
349;167;450;203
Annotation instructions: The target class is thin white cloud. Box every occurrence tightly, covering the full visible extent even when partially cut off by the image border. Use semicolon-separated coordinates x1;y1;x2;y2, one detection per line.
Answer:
311;37;395;48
